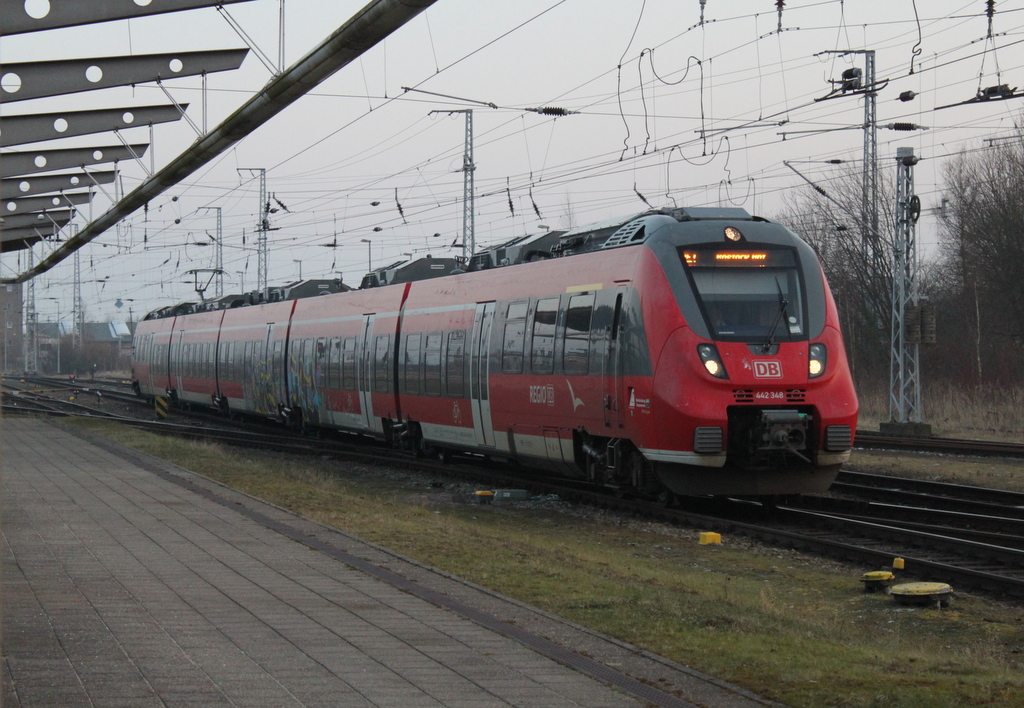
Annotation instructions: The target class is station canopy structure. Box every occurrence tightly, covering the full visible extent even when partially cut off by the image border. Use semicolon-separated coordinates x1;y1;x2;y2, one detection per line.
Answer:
0;0;437;283
0;0;256;256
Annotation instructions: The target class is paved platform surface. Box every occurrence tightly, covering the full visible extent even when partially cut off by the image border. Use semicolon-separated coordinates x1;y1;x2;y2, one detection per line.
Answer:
1;417;781;708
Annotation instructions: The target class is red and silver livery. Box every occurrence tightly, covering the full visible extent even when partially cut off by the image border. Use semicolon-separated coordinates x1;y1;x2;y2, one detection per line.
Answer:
132;207;858;497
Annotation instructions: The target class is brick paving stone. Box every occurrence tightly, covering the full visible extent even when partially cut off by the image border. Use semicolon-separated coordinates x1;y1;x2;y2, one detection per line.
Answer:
1;419;648;707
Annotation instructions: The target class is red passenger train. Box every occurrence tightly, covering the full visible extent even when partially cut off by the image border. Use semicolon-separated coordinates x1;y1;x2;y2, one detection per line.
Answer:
131;207;858;497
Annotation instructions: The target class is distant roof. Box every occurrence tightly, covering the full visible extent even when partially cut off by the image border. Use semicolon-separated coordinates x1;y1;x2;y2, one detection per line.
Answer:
36;321;134;342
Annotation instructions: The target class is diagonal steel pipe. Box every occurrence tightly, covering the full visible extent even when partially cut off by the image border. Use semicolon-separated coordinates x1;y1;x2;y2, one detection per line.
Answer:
2;0;437;285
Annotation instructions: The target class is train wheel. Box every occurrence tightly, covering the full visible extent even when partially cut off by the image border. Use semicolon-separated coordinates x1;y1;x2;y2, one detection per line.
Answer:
438;448;452;463
657;490;676;508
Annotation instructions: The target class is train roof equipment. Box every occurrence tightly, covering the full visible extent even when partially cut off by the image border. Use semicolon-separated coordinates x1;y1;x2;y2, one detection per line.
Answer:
142;206;772;320
359;255;463;289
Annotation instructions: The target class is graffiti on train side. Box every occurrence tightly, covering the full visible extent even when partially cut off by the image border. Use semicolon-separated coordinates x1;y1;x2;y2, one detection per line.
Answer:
241;354;277;416
288;346;326;426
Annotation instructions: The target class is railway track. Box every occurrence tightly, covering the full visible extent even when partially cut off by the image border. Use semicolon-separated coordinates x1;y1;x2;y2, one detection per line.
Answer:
854;430;1024;458
9;375;1024;599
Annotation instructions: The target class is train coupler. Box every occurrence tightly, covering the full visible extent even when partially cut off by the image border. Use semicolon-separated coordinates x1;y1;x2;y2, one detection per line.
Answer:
755;409;811;462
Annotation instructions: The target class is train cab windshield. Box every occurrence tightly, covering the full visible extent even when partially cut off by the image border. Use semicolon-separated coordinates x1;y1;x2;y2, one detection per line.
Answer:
680;246;805;342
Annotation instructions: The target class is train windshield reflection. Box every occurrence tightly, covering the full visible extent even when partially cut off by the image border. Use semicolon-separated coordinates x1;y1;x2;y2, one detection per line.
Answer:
681;247;805;341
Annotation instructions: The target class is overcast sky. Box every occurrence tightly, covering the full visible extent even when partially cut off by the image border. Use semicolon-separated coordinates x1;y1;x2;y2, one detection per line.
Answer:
4;0;1024;322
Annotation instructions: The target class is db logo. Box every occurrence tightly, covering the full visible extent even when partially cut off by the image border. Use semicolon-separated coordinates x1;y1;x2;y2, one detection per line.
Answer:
753;360;783;379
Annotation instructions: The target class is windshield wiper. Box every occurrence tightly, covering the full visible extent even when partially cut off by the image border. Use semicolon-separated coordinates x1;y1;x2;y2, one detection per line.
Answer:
761;277;789;354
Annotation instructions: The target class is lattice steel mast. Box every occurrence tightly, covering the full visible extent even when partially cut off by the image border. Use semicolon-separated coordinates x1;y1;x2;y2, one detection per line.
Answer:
889;147;923;426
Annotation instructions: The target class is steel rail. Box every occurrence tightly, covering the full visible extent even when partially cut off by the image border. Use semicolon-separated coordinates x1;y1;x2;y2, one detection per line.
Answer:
855;430;1024;458
837;469;1024;506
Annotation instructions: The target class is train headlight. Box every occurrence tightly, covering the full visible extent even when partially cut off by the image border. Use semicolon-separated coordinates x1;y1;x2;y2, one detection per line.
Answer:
724;226;743;242
809;343;827;378
697;344;728;379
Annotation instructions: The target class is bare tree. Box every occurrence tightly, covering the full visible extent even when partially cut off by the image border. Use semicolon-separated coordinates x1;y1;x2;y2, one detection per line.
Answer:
776;164;897;382
936;140;1024;384
560;192;577;231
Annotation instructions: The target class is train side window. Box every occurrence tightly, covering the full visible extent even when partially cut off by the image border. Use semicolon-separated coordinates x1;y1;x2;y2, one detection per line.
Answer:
611;293;623;340
328;338;341;388
373;335;390;392
273;340;284;378
502;301;527;373
446;330;466;397
303;340;315;378
424;332;442;395
342;337;357;389
405;333;422;395
531;298;558;373
314;338;326;385
564;294;594;376
507;302;528;320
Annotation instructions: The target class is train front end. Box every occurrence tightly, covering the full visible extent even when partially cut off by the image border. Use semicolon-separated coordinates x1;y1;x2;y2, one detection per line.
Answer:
638;209;857;496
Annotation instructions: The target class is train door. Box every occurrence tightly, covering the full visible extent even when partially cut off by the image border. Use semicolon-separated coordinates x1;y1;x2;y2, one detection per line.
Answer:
358;314;376;431
145;334;156;392
251;324;276;415
470;301;496;447
270;325;288;409
602;292;624;429
173;330;185;397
